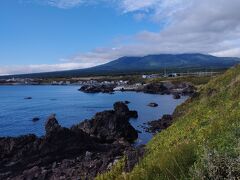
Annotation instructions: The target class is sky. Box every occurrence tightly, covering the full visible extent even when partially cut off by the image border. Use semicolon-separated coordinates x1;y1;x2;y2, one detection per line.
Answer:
0;0;240;75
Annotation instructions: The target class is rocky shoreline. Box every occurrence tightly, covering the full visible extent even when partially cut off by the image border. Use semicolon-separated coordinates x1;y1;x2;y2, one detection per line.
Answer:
79;82;196;97
0;93;186;179
0;102;142;180
145;114;173;133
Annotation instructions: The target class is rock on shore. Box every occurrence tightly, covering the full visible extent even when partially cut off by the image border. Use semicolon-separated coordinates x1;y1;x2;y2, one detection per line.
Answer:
79;82;196;96
0;102;139;180
146;114;173;133
141;83;168;94
173;93;181;99
141;82;196;96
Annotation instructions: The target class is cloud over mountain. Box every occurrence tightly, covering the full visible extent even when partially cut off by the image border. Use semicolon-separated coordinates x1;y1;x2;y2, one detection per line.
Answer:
65;0;240;64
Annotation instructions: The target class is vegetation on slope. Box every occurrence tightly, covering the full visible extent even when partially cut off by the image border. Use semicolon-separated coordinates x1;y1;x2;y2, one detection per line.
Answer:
147;75;215;86
97;65;240;180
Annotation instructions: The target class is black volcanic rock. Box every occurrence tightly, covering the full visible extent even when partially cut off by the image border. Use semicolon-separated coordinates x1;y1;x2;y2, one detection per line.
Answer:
45;114;61;135
24;97;32;100
173;93;181;99
124;145;146;172
32;117;40;122
128;110;138;118
114;101;137;118
124;100;130;104
79;84;115;93
147;114;173;133
114;101;130;114
0;103;139;180
73;102;138;143
140;82;196;96
148;102;158;107
142;83;168;94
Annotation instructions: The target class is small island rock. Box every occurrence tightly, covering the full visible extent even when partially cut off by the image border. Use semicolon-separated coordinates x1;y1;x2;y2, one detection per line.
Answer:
32;117;40;122
148;102;158;107
24;97;32;100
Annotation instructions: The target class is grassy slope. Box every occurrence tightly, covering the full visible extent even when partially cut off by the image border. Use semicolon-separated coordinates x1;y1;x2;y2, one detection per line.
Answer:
97;65;240;180
146;75;214;86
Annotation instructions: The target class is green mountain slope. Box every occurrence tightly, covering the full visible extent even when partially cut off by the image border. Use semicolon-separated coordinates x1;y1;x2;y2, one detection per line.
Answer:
97;65;240;179
2;54;239;78
92;53;239;72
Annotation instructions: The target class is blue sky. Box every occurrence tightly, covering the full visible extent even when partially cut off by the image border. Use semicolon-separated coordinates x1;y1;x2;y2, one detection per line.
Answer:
0;1;159;65
0;0;240;75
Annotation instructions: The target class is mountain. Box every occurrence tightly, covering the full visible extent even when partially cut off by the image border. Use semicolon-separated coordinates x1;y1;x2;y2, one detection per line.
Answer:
89;53;239;72
2;53;240;78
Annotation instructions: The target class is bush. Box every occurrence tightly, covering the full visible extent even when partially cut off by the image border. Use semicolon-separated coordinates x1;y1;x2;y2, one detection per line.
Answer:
190;148;240;179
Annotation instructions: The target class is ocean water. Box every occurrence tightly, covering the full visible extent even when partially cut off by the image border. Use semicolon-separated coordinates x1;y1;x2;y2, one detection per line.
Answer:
0;85;188;144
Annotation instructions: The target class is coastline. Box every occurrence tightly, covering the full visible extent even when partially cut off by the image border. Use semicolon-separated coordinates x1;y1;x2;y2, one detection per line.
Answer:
0;91;191;179
0;102;142;179
0;102;183;180
0;82;194;179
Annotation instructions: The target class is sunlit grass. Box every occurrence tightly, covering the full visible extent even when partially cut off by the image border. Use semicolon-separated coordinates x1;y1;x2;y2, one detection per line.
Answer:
97;65;240;180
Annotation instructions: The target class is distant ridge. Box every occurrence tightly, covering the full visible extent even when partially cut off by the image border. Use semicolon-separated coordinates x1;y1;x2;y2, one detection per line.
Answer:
2;53;240;78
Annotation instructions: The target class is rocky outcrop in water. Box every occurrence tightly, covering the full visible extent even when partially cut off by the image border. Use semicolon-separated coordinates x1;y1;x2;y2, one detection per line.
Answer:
148;102;158;107
32;117;40;122
79;84;116;93
0;102;139;180
72;102;138;143
24;97;32;100
124;100;130;104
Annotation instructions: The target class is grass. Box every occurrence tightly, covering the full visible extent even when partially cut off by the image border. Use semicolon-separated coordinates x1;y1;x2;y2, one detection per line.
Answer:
147;75;217;86
96;65;240;180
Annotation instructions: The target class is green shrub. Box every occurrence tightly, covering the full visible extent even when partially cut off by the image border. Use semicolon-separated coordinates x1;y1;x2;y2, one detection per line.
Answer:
190;148;240;179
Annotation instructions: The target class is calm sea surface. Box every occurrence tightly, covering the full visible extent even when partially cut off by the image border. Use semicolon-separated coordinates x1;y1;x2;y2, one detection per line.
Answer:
0;85;188;144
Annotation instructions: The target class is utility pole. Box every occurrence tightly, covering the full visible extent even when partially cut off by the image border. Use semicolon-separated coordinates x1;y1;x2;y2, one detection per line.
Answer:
164;67;167;77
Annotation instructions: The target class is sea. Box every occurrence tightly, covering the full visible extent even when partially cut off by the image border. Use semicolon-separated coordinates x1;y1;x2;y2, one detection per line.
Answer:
0;85;188;144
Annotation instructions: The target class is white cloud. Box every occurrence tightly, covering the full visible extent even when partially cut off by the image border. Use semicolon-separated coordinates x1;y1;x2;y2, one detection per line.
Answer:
212;48;240;57
66;0;240;62
0;63;93;76
117;0;193;25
